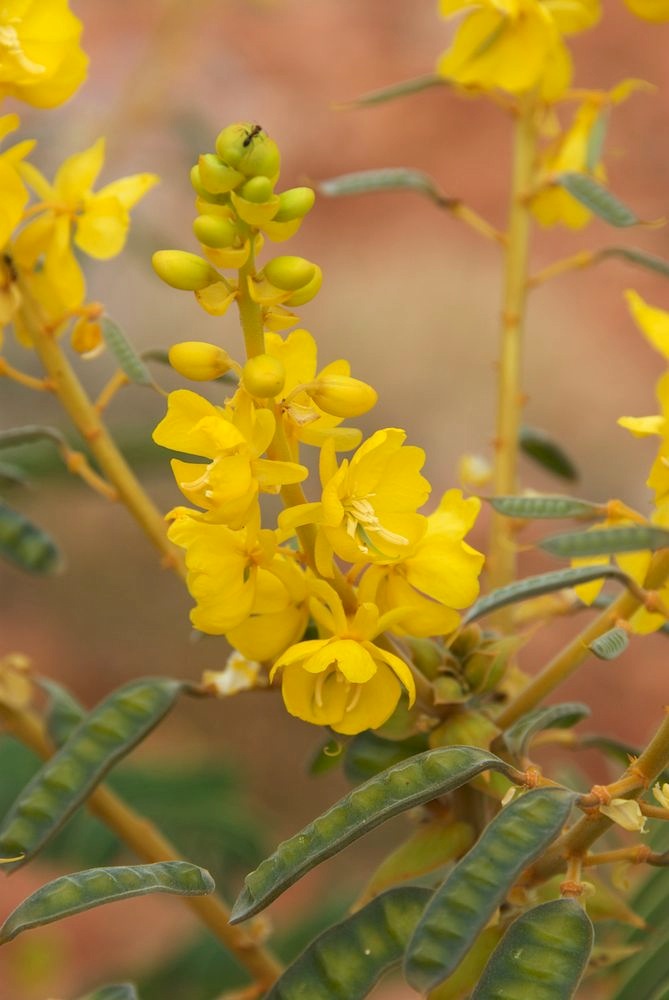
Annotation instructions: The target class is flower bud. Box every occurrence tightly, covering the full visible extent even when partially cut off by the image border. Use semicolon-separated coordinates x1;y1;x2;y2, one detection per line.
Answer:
285;265;323;306
197;153;245;194
240;176;274;203
193;214;239;248
189;165;227;204
215;122;281;180
242;353;286;398
307;375;377;418
168;341;234;381
274;187;315;222
152;250;220;291
71;318;103;356
264;255;316;291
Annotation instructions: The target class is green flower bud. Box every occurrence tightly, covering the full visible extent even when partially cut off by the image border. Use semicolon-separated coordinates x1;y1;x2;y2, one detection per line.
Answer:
198;153;245;194
168;341;234;381
285;265;323;306
274;186;316;222
215;122;281;180
242;353;286;398
463;636;516;694
152;250;219;291
193;214;239;249
240;176;275;204
189;164;227;204
264;255;316;291
307;375;377;418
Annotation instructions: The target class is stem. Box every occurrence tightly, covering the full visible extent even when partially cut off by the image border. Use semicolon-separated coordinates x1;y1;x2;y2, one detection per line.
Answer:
0;701;282;987
437;198;506;245
582;845;651;867
487;101;538;594
497;549;669;729
527;249;598;289
237;254;265;359
17;282;185;579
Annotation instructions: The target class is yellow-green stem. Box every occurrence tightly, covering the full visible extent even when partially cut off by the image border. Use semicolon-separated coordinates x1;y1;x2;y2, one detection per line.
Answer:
0;702;282;986
18;285;185;579
488;102;537;595
498;548;669;729
237;255;266;359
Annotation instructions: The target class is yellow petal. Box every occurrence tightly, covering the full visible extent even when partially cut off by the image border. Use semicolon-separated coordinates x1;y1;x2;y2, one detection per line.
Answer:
626;290;669;360
618;415;665;438
54;137;105;203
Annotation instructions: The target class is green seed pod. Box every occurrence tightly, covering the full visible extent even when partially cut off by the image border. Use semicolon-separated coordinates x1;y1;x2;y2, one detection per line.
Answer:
242;354;286;398
152;250;219;291
192;214;239;249
168;341;233;381
274;186;316;222
449;624;483;659
264;255;316;291
197;153;245;194
240;176;275;204
215;122;281;180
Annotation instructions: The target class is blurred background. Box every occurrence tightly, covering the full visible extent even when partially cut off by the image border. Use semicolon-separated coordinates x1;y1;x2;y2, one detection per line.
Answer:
2;0;669;996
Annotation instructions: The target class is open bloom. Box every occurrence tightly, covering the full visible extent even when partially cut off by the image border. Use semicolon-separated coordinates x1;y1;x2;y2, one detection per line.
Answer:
359;490;485;636
0;0;88;108
271;583;415;734
15;138;157;309
280;429;430;576
437;0;600;100
153;388;307;528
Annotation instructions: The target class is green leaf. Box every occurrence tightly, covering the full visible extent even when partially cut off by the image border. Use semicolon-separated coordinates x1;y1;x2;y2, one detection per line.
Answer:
0;425;66;450
462;565;629;624
230;746;517;924
0;678;184;870
101;317;153;386
80;985;139;1000
266;886;431;999
558;173;640;227
504;703;591;759
403;788;577;993
0;862;214;944
344;731;429;783
0;461;29;488
600;246;669;278
586;110;609;172
0;502;63;574
519;425;578;481
541;524;669;558
319;168;446;205
39;678;86;747
489;495;598;520
471;898;593;999
338;73;444;108
589;626;630;660
611;920;669;1000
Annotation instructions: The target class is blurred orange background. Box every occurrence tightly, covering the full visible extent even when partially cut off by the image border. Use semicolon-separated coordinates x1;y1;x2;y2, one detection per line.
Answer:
2;1;669;996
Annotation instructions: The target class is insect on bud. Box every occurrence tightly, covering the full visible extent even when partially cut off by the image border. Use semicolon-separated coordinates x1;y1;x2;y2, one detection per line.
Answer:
168;341;234;381
215;122;281;180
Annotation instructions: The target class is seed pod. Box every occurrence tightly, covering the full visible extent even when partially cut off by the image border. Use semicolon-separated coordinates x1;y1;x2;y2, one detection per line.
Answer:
168;341;234;381
152;251;219;291
471;898;593;999
242;354;286;397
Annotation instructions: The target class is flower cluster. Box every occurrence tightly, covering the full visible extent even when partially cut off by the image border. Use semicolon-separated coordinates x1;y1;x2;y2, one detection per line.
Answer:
0;2;157;356
152;122;485;734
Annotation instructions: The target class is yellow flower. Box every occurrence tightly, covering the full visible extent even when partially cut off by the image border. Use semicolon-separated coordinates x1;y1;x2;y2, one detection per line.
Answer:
0;114;32;250
280;429;431;576
202;652;267;697
624;0;669;20
15;138;158;308
0;0;88;108
226;555;309;662
271;584;415;734
153;388;307;528
266;328;374;452
437;0;600;100
359;490;485;637
531;81;644;229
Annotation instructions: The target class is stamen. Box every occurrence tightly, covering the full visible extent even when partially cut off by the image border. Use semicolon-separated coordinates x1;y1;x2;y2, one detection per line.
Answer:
345;684;362;713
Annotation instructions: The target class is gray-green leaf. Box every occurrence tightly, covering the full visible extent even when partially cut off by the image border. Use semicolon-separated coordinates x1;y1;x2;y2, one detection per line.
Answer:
489;495;598;520
504;703;591;759
338;73;444;108
589;627;630;660
541;524;669;558
558;173;640;227
101;317;153;386
519;425;579;481
0;502;63;574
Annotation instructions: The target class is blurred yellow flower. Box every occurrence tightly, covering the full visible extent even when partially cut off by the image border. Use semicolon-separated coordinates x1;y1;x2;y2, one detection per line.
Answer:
0;114;32;250
15;138;158;309
437;0;600;100
624;0;669;20
0;0;88;107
